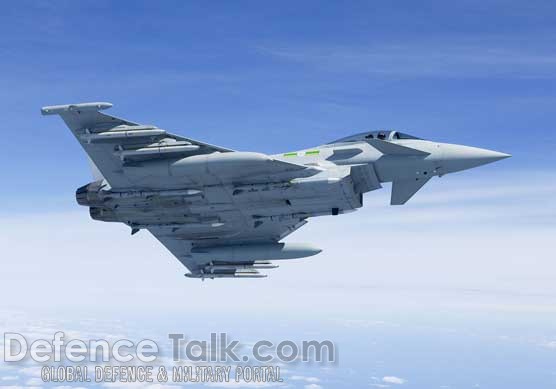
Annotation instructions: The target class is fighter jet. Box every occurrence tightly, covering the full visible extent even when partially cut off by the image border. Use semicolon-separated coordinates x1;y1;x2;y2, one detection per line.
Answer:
42;102;510;279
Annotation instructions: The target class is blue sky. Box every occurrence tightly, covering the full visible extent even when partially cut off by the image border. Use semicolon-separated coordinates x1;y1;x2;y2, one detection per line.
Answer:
1;2;556;388
1;0;555;202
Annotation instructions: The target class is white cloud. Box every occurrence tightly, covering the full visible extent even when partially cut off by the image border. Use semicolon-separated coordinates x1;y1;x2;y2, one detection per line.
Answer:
290;375;320;383
382;376;406;385
204;381;285;387
25;377;44;386
542;340;556;349
102;383;183;389
18;366;43;377
336;319;386;328
0;387;40;389
1;376;19;381
54;386;88;389
304;384;323;389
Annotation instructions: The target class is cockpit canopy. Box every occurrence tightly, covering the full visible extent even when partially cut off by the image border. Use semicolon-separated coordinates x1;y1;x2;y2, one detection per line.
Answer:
328;130;421;144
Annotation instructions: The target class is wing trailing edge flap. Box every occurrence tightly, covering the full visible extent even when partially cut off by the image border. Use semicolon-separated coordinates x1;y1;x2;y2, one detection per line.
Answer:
391;177;431;205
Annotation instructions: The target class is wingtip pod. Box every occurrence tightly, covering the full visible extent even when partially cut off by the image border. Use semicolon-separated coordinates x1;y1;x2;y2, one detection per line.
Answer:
41;102;113;115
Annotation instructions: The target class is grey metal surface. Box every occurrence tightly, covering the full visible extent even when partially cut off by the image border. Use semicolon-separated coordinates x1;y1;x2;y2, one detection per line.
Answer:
43;102;510;279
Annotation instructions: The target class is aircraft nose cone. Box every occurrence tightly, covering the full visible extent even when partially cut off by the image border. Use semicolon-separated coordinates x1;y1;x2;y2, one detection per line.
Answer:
440;144;511;173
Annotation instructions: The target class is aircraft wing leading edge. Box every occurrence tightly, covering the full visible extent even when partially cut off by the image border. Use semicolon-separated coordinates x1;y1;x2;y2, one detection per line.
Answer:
41;102;234;188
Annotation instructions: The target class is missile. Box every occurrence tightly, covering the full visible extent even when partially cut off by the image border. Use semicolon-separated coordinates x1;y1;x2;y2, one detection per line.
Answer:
76;184;203;206
231;182;292;196
185;271;267;279
290;177;341;185
190;242;322;262
101;188;202;200
250;262;279;269
129;221;225;230
81;128;166;144
203;262;279;272
110;125;158;132
252;211;331;221
231;176;341;195
119;144;200;161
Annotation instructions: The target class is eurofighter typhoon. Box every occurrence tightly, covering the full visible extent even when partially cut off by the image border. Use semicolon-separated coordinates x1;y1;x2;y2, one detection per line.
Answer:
42;102;510;280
